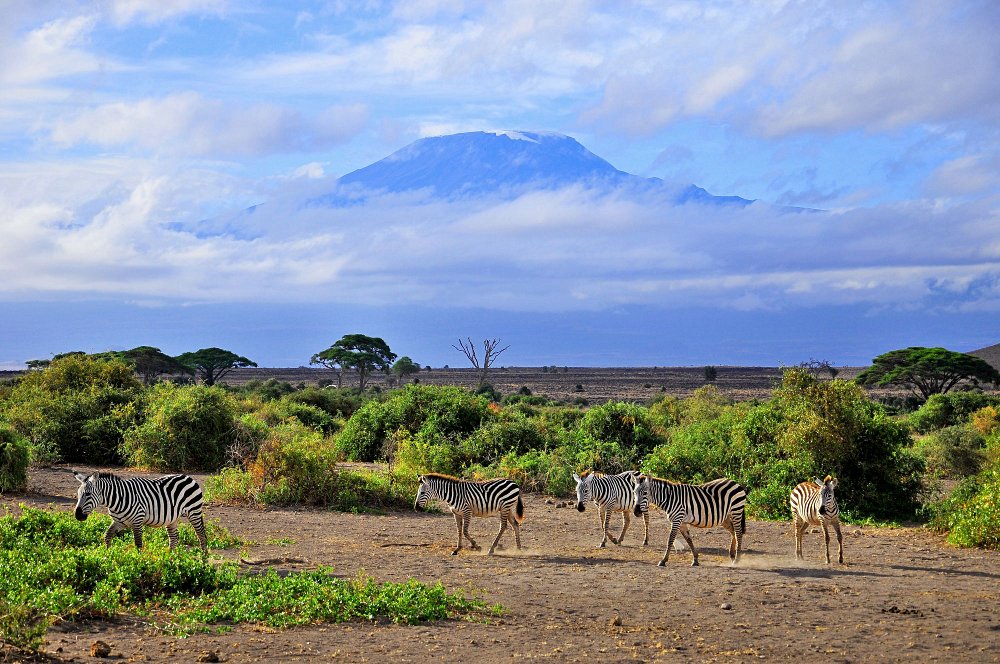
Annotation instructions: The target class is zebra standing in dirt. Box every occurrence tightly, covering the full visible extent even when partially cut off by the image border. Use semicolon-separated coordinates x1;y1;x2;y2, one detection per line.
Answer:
73;471;208;552
790;475;843;564
413;473;524;555
573;470;650;548
633;475;747;566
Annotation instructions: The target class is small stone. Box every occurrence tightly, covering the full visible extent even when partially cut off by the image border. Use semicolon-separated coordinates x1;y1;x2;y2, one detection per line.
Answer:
198;651;221;663
609;615;622;627
720;603;733;610
90;641;112;658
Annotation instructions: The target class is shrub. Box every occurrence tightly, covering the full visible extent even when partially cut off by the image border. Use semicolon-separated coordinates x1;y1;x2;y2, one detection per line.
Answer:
576;401;663;459
249;421;340;505
122;383;238;471
2;355;142;464
909;392;1000;433
460;413;546;465
930;466;1000;549
251;398;340;435
913;425;986;479
284;387;364;419
336;385;489;461
0;427;31;493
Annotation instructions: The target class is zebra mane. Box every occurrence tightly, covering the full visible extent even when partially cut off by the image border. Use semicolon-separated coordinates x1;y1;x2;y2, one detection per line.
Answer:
578;470;601;478
423;472;462;482
823;475;833;483
93;471;119;480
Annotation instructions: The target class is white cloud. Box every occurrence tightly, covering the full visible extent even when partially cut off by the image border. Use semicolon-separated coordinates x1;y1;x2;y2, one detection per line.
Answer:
105;0;229;27
48;93;368;157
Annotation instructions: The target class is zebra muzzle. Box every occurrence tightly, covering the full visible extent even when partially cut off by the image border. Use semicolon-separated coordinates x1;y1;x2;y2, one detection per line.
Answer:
74;507;87;521
576;502;585;512
633;506;643;517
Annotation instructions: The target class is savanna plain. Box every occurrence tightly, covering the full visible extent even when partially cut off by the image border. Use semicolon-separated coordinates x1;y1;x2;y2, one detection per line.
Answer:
2;366;999;663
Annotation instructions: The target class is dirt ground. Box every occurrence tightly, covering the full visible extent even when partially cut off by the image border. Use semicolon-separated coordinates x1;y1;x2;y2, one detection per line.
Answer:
3;466;999;663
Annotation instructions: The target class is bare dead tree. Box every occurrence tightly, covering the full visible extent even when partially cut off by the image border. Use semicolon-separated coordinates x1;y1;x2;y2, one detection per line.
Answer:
452;337;510;386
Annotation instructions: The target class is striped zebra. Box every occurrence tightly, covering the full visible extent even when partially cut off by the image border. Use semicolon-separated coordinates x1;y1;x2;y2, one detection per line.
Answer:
414;473;524;555
573;470;649;548
73;471;208;552
632;475;747;566
790;475;843;564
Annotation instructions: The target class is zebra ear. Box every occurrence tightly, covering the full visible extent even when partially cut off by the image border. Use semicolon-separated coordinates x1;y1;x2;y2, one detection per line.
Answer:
814;478;824;487
572;473;582;484
416;474;425;483
73;471;89;484
828;477;838;489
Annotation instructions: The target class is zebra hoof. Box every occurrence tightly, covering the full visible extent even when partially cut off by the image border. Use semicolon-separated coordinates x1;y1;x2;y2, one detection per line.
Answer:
691;560;699;567
657;560;666;567
451;549;460;556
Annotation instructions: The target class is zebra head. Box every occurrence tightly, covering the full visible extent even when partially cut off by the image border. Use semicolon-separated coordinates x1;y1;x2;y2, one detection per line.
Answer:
413;475;434;512
814;475;839;516
73;472;99;521
632;475;650;517
572;472;592;512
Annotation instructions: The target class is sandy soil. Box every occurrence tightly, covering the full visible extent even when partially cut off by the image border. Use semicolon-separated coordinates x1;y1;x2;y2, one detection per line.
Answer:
3;467;1000;663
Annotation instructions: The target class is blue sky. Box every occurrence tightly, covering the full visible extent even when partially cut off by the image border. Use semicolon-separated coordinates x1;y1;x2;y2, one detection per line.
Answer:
1;1;998;369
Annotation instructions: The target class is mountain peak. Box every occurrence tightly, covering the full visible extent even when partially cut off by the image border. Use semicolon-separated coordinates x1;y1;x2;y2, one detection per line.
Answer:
337;130;632;197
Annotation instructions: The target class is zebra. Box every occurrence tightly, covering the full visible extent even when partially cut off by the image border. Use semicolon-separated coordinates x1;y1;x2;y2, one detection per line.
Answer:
632;475;747;566
573;470;649;548
413;473;524;555
790;475;843;564
73;471;208;552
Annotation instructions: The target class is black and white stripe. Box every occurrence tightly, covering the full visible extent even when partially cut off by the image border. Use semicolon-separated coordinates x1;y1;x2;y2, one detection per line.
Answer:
414;473;524;555
633;475;747;566
790;475;843;564
573;470;649;548
73;471;208;552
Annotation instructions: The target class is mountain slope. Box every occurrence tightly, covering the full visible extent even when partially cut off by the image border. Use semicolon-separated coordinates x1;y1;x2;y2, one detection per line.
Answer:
331;130;752;206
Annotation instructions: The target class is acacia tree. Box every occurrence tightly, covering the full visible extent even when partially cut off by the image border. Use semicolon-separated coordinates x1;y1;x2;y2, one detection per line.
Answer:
118;346;193;385
452;337;510;387
175;347;257;386
311;334;396;392
391;356;421;385
856;347;1000;401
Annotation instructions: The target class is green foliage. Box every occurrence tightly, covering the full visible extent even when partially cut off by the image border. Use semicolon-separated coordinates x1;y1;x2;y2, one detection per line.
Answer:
913;425;986;479
285;387;364;418
249;398;340;436
248;421;340;505
576;401;663;458
0;427;31;493
0;507;483;650
391;356;421;384
336;385;489;461
460;412;546;465
122;383;238;471
1;354;143;464
930;466;1000;549
856;346;1000;400
908;392;1000;433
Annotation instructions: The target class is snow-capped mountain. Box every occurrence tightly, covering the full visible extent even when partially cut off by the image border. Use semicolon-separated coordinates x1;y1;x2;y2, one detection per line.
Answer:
326;130;752;206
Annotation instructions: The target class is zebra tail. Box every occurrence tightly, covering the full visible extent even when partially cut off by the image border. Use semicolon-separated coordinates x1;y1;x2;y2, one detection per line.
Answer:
515;494;525;523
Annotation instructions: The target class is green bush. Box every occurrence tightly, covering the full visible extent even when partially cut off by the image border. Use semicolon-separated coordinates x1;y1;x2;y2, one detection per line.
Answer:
913;425;986;479
285;387;364;419
249;421;340;505
909;392;1000;433
122;383;238;471
0;427;31;493
250;398;340;435
336;385;489;461
460;413;546;465
930;466;1000;549
575;401;663;459
2;355;142;464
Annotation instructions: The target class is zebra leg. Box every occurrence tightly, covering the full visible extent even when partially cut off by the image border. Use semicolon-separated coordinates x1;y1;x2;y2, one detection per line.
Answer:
823;521;832;564
793;516;806;560
598;505;610;548
452;512;464;555
613;509;630;546
189;511;208;553
131;524;144;550
511;513;522;550
724;521;738;563
166;525;180;550
679;525;698;566
833;519;844;564
641;511;650;546
659;521;682;566
463;507;480;550
103;521;126;547
488;511;509;555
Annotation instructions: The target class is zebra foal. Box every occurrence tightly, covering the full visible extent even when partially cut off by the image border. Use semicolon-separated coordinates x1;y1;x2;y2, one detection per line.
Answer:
414;473;524;555
573;470;649;548
73;471;208;552
633;475;747;566
790;475;843;564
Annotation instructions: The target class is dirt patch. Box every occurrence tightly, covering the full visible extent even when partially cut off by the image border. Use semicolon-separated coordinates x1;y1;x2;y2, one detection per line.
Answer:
3;466;999;663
